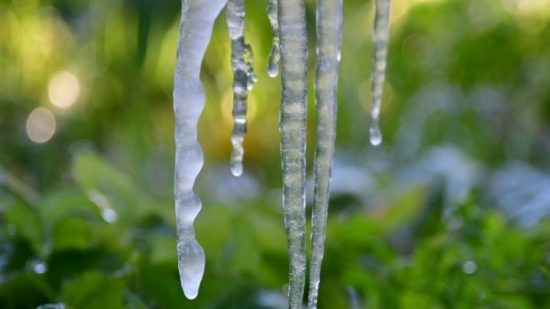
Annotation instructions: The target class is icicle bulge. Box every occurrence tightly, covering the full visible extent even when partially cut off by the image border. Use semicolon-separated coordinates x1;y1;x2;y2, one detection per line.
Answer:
278;0;309;307
267;0;280;77
227;0;256;177
173;0;228;300
370;0;391;146
308;0;343;307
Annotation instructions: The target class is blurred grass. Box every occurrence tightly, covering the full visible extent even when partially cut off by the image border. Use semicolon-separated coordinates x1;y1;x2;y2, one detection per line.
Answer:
1;0;550;308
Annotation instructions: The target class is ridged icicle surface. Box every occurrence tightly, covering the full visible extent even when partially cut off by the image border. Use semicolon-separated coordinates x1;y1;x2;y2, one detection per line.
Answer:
278;0;309;307
227;0;256;177
370;0;391;146
267;0;281;77
308;0;343;307
173;0;228;300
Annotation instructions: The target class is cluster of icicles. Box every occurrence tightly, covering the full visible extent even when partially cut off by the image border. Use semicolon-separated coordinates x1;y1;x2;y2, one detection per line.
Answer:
173;0;391;307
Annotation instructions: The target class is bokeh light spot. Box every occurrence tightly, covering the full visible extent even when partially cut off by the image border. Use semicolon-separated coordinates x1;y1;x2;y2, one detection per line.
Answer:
48;71;80;108
26;107;56;143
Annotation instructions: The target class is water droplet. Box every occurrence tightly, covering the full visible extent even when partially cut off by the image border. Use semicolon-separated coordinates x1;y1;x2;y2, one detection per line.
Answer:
230;160;243;177
247;80;254;91
267;62;279;77
369;125;382;146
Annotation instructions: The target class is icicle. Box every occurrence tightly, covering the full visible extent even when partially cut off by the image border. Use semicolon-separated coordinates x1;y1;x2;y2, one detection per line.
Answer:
267;0;280;77
227;0;256;177
308;0;342;307
173;0;228;300
370;0;391;146
278;0;308;307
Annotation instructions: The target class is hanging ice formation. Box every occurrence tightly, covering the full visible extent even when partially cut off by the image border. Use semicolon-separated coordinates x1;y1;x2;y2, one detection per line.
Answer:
370;0;391;146
227;0;256;177
173;0;228;300
308;0;343;307
172;0;390;306
267;0;280;77
278;0;309;306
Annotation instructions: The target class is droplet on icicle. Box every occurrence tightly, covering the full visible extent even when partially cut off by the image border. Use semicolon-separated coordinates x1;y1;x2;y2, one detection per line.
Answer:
369;124;382;146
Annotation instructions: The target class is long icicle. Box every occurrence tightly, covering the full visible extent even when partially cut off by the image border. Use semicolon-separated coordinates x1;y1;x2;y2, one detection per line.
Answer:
173;0;228;300
227;0;256;177
370;0;391;146
278;0;308;307
308;0;342;307
267;0;280;77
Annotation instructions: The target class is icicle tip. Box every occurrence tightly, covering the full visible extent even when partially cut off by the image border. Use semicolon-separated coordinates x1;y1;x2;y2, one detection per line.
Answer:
369;126;383;146
177;239;205;300
230;160;243;177
267;61;279;78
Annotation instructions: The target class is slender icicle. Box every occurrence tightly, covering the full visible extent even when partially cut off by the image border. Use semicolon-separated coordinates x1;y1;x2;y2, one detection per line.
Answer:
267;0;280;77
173;0;227;299
370;0;391;146
278;0;308;307
308;0;342;307
227;0;256;177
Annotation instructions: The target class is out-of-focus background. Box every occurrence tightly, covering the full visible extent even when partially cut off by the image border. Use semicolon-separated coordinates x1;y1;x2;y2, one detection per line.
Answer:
1;0;550;307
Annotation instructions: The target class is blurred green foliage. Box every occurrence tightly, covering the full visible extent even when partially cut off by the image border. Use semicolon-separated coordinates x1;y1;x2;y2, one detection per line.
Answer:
1;0;550;308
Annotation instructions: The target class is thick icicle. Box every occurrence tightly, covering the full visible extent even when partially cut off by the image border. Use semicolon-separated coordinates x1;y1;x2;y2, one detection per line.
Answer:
173;0;227;300
278;0;308;307
227;0;256;177
369;0;391;146
267;0;280;77
308;0;342;307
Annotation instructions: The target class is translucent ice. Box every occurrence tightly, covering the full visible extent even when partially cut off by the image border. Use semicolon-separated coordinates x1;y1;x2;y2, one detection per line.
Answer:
173;0;228;299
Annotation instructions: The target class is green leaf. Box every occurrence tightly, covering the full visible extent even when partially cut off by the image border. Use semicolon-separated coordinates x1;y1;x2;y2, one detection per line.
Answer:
38;191;101;227
72;151;155;223
135;261;187;308
52;217;95;251
0;273;54;308
147;234;177;265
218;214;261;275
62;272;126;309
2;200;43;255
